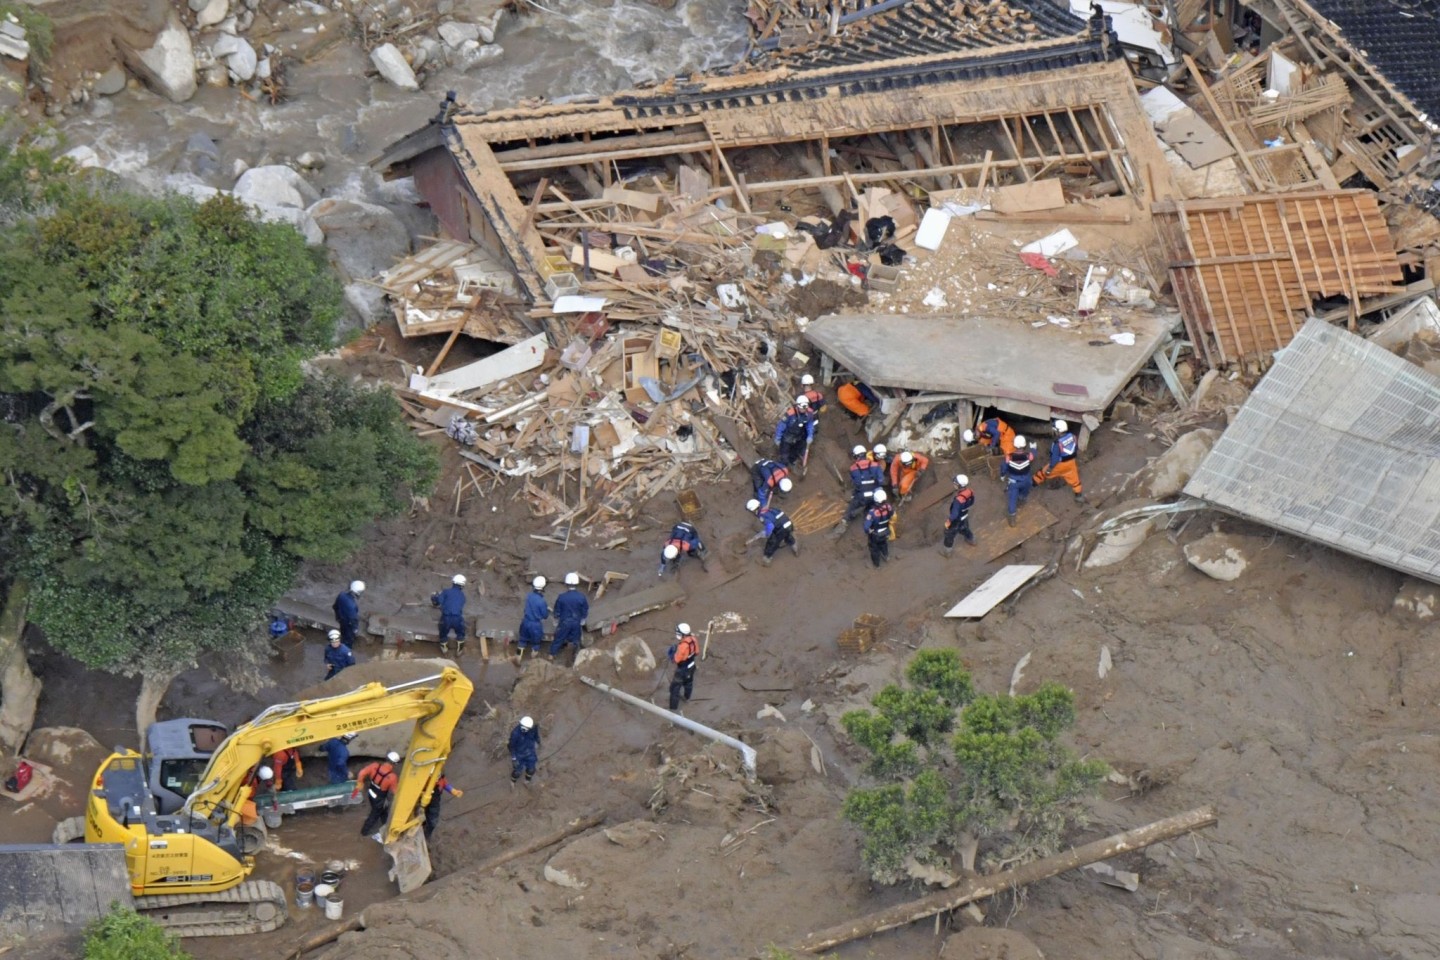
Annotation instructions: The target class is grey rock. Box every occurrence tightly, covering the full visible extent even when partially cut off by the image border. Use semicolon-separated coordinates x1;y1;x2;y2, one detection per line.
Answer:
369;42;418;91
166;175;325;246
188;0;209;11
255;56;270;80
307;197;411;281
118;11;197;103
196;0;229;28
175;136;222;180
437;20;480;47
1139;427;1220;500
343;282;389;326
1393;579;1438;621
185;132;220;159
296;151;325;170
233;164;319;209
89;97;115;119
94;63;128;96
216;15;238;34
1183;533;1249;582
236;9;254;31
226;37;258;81
210;31;242;58
63;145;101;169
460;43;503;70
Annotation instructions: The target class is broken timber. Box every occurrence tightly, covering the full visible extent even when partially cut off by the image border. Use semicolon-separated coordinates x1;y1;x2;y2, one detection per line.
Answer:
585;581;686;633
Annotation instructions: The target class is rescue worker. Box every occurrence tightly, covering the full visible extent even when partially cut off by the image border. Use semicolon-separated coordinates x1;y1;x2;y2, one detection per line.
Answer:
323;733;357;785
838;444;884;531
324;629;357;681
772;395;816;467
509;716;541;785
332;580;364;647
422;774;464;839
836;381;880;421
750;457;794;509
270;746;303;791
746;498;798;566
965;417;1017;457
798;374;827;416
658;521;709;577
889;450;930;501
431;574;467;654
517;576;549;654
863;489;895;568
667;623;700;712
1033;419;1086;503
353;751;401;839
871;443;891;480
1001;435;1037;527
941;474;977;556
550;572;589;657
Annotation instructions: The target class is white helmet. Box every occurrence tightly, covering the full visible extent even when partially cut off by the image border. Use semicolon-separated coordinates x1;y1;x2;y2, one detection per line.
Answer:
676;623;691;635
452;574;466;585
872;489;888;503
1014;435;1027;449
663;544;680;560
955;474;969;487
873;444;887;458
746;498;761;513
852;445;866;457
900;451;913;465
962;429;975;443
386;751;401;763
532;576;546;590
794;395;809;408
258;766;274;780
778;478;793;493
327;629;341;642
520;716;534;730
1054;419;1068;433
564;572;580;586
349;580;365;593
800;374;815;386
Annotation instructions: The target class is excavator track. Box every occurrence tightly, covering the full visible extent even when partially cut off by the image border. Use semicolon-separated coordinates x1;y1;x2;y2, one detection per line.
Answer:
138;880;289;937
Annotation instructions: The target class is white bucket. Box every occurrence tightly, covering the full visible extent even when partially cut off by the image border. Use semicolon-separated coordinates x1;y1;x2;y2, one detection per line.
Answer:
314;883;334;899
324;896;344;921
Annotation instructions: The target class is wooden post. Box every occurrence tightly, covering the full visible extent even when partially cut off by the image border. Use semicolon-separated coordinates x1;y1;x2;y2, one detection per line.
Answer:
791;805;1218;955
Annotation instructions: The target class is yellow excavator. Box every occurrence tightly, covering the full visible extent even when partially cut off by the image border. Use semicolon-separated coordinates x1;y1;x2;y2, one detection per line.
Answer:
81;667;473;937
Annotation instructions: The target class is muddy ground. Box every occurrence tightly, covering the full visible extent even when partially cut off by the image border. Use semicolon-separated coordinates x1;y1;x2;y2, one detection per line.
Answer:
12;330;1440;959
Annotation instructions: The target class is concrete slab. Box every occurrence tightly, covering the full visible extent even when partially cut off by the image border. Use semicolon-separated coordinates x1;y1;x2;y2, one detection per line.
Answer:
586;582;687;633
804;312;1177;416
0;844;133;940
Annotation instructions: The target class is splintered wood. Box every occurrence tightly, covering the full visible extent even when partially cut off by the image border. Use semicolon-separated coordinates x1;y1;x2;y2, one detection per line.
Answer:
789;494;847;535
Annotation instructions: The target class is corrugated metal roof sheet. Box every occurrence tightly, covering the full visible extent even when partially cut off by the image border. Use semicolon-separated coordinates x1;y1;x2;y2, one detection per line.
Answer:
1184;318;1440;582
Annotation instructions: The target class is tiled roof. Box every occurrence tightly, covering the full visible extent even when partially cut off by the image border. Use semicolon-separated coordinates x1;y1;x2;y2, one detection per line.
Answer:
1305;0;1440;122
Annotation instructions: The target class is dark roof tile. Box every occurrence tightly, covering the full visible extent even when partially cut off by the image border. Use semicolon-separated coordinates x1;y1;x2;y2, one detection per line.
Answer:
1305;0;1440;121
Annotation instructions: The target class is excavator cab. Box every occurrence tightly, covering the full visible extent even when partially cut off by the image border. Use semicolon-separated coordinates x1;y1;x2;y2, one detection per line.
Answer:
146;719;230;815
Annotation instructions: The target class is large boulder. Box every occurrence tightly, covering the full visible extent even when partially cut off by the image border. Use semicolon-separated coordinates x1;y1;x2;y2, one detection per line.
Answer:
307;198;411;281
1184;532;1250;582
940;927;1046;959
233;165;319;210
167;174;325;245
94;63;129;96
1138;428;1220;499
117;11;197;103
370;43;419;90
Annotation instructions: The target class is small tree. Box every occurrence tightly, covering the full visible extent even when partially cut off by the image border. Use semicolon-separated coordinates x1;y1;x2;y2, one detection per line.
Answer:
841;649;1106;884
83;905;191;960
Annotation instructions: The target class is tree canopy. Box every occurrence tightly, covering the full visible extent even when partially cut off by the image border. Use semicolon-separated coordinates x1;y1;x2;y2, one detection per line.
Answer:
0;151;436;682
841;649;1106;885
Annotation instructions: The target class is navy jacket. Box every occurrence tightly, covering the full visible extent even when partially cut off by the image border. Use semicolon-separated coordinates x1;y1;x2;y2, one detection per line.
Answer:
323;738;350;769
948;488;975;524
324;643;356;673
333;591;361;626
433;584;466;618
509;723;541;759
553;588;589;626
522;590;549;625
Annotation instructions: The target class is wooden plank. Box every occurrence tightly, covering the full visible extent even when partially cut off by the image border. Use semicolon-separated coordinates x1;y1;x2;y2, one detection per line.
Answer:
977;503;1057;563
944;565;1045;618
427;333;548;395
568;244;626;275
706;126;752;215
600;184;662;213
989;179;1065;214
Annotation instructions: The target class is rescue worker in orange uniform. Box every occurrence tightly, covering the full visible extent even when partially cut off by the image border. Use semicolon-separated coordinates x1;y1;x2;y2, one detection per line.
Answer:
353;751;401;840
888;450;930;501
270;746;304;791
1033;419;1086;503
798;374;828;417
964;416;1017;457
667;624;700;712
941;474;976;556
836;381;880;420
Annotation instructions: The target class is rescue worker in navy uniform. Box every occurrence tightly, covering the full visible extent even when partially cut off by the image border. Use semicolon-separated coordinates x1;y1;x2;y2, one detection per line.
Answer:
746;498;799;567
332;580;364;646
509;716;541;785
941;474;977;556
353;751;401;839
772;395;816;466
549;572;589;657
750;457;794;510
431;573;468;654
323;733;357;785
863;489;895;568
667;623;700;712
1002;436;1037;527
422;774;463;839
658;521;709;577
837;445;884;532
517;576;549;654
324;629;357;680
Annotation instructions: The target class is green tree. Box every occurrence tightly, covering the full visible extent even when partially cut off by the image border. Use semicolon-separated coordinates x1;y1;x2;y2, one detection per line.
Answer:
0;175;436;736
83;905;192;960
840;650;1106;885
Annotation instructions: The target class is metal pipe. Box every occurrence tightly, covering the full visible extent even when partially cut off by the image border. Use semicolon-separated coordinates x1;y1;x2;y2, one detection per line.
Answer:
579;676;757;779
1095;498;1208;533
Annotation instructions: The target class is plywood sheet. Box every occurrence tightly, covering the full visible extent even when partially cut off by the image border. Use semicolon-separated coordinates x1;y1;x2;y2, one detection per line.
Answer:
990;179;1066;214
945;564;1045;617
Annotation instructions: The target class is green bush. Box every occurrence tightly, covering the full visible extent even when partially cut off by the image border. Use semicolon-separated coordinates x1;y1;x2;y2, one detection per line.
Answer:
84;906;191;960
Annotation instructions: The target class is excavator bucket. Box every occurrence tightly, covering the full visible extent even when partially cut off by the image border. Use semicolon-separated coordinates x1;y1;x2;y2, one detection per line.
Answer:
385;827;432;893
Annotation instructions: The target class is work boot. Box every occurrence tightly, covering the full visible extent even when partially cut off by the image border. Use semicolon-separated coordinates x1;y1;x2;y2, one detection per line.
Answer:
1008;514;1018;528
439;642;449;654
790;542;800;557
1074;492;1087;504
966;536;977;547
940;546;954;558
759;555;773;567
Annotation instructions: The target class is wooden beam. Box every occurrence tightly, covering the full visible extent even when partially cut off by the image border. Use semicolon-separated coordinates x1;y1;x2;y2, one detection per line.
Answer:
707;127;752;214
1184;53;1266;191
500;140;716;172
491;127;708;164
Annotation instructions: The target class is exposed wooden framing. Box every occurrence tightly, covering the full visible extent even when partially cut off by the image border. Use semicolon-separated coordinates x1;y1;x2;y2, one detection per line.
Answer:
1324;196;1361;327
1086;104;1133;196
518;176;550;236
500;141;716;172
1232;210;1291;353
707;127;752;215
1041;111;1067;160
490;127;710;165
1192;213;1248;358
1184;54;1265;191
821;135;832;177
997;118;1030;181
